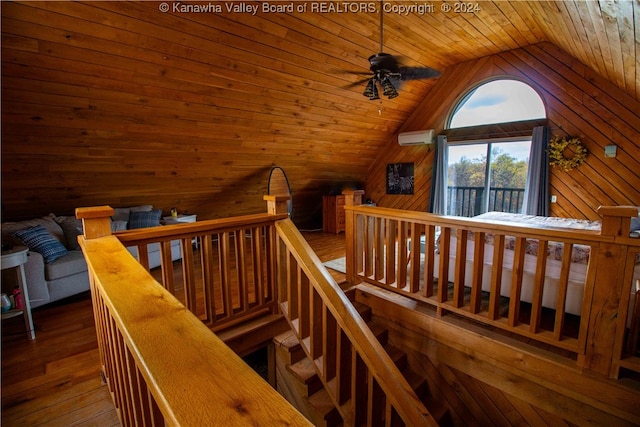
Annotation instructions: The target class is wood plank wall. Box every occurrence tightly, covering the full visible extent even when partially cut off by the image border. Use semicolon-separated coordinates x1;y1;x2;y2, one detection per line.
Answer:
1;2;374;226
366;42;640;220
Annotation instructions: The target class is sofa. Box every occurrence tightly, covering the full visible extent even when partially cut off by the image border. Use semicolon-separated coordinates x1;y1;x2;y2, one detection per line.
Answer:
1;206;182;309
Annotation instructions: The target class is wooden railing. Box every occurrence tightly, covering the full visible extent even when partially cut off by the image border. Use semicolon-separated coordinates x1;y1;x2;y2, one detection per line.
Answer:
274;217;438;426
112;212;286;332
344;204;640;377
77;196;438;426
75;205;310;426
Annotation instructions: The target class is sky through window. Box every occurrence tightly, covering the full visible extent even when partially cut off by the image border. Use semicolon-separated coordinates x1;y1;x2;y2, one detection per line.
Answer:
449;79;546;128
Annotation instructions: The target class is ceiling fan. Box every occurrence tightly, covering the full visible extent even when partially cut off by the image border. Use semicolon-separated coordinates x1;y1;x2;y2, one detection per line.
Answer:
349;1;441;100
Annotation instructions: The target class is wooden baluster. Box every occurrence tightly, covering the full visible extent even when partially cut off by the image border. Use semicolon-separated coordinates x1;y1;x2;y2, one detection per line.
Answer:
408;222;421;293
364;215;374;279
385;219;397;287
423;225;436;298
488;234;505;320
397;221;408;290
508;237;526;327
323;306;337;380
200;234;216;324
219;232;232;319
181;237;197;312
237;229;248;312
453;229;468;308
437;227;451;306
298;271;310;338
553;243;572;341
530;240;549;334
159;241;174;293
310;288;323;360
470;231;485;313
336;330;352;405
374;217;385;282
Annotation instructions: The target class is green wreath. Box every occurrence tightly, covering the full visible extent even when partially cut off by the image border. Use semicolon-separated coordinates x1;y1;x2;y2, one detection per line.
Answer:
548;136;587;172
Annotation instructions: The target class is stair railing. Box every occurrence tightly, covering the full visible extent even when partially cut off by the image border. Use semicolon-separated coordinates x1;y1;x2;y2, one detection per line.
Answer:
274;217;438;426
112;211;287;332
76;205;310;426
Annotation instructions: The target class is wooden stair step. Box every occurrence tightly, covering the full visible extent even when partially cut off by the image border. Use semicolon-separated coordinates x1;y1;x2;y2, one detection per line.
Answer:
385;344;408;371
287;357;323;396
403;368;450;425
307;387;343;427
273;329;305;364
352;301;372;322
216;313;288;355
368;321;389;346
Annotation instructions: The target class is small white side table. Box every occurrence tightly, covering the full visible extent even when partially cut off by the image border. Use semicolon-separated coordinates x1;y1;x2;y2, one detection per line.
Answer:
1;246;35;340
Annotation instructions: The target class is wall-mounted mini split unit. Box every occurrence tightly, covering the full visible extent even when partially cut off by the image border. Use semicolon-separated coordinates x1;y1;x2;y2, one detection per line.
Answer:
397;129;434;146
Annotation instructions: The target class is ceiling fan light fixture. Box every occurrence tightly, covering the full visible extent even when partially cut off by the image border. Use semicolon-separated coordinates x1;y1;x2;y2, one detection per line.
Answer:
363;79;375;97
363;79;380;100
381;76;398;99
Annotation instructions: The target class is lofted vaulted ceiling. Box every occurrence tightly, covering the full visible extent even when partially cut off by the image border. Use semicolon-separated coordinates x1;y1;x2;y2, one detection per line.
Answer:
1;1;638;222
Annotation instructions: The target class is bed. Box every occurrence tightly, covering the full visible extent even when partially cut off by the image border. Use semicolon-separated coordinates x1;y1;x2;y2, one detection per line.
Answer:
428;211;640;319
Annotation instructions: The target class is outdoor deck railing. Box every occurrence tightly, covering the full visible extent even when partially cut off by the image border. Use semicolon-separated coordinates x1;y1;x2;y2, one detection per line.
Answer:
447;186;525;217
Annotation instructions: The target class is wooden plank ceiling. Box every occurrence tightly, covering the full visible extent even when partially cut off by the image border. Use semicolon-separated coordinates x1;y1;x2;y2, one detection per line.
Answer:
1;1;638;223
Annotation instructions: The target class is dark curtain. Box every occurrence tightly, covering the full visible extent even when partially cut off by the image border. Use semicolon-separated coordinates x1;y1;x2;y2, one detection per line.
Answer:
523;126;549;216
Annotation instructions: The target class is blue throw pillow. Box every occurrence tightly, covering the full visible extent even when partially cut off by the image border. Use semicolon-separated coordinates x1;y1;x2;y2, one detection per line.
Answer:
128;209;162;229
13;225;69;263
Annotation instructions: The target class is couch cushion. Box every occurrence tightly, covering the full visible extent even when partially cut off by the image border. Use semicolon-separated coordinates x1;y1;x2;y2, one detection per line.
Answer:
2;216;66;248
13;225;69;263
111;220;128;232
128;209;162;229
45;250;88;281
53;215;83;250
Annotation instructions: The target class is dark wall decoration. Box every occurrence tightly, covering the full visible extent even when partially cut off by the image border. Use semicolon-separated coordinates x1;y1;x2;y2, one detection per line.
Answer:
387;163;414;195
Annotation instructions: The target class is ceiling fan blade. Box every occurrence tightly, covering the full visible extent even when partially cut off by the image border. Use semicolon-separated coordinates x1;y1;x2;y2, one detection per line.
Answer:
398;66;441;81
340;69;373;76
344;77;372;89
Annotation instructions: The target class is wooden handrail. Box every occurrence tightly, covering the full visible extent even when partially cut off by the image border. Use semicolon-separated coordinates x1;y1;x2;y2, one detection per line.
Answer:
77;233;310;426
274;218;438;426
77;202;439;425
344;204;640;377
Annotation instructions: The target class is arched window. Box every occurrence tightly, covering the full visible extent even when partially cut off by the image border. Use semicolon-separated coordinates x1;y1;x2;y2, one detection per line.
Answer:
434;79;547;217
448;79;546;128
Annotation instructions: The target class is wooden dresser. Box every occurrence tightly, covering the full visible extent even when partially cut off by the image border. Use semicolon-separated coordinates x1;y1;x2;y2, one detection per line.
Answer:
322;195;345;233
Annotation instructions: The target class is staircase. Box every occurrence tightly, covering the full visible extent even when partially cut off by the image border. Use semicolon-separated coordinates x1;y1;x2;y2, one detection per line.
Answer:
274;299;450;426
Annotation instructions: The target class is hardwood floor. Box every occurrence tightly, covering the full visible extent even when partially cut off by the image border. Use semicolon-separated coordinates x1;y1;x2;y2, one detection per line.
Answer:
0;231;346;426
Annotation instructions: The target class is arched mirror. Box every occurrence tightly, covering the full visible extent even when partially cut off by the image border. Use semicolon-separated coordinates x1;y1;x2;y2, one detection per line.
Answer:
268;166;293;218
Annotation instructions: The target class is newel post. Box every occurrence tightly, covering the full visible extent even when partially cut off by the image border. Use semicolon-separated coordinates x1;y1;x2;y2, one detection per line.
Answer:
581;206;639;376
76;206;115;240
343;190;364;284
263;195;290;215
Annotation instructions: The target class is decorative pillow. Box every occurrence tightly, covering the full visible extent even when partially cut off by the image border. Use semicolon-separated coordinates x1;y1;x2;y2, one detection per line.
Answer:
2;216;66;248
13;225;69;263
128;209;162;229
129;205;153;213
631;216;640;232
111;220;128;232
111;208;131;222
